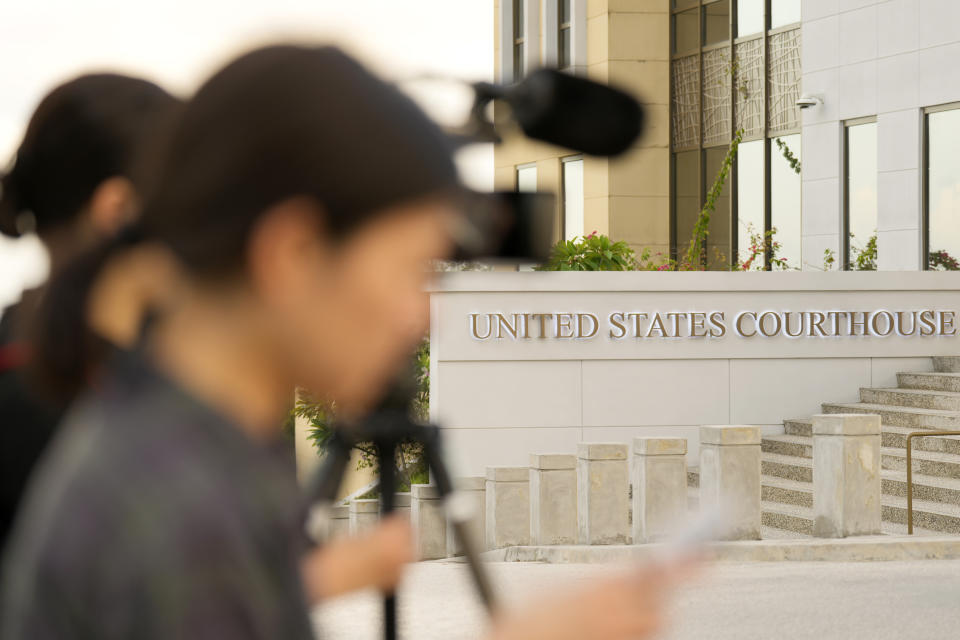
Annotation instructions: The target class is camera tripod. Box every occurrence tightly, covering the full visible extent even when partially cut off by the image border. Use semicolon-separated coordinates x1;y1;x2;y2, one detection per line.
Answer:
308;408;497;640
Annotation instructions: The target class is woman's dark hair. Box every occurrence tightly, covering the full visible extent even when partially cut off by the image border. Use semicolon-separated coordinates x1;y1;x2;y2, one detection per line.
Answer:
0;74;179;237
36;45;459;396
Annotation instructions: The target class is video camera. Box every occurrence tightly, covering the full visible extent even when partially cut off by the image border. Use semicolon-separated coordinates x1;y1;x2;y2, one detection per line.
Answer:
447;68;645;262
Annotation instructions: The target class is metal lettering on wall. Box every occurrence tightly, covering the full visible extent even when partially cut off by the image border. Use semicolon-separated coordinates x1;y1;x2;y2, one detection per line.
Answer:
468;310;959;341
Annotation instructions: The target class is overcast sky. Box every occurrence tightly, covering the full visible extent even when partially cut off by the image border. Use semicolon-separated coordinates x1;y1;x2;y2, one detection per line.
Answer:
0;0;493;309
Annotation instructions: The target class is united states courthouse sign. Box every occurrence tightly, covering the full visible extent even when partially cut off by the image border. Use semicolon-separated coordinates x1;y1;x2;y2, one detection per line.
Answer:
429;272;960;475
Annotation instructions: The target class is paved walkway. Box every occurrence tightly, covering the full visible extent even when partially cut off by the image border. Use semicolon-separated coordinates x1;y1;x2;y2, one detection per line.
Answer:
313;559;960;639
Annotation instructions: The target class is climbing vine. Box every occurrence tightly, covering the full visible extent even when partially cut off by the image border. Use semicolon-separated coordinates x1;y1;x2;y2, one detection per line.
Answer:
775;137;802;174
684;128;744;268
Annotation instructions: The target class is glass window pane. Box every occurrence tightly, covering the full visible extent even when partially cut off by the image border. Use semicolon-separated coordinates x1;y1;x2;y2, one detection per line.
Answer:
674;9;698;53
673;0;698;8
563;159;584;240
513;43;524;81
736;0;764;37
771;134;801;269
927;109;960;267
703;1;730;46
560;0;571;25
675;150;700;259
737;139;765;267
705;146;732;268
517;165;537;193
559;27;571;68
514;0;524;38
771;0;800;29
846;122;878;269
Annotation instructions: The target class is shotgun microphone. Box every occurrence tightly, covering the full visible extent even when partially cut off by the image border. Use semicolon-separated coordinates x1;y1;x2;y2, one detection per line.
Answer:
464;68;644;157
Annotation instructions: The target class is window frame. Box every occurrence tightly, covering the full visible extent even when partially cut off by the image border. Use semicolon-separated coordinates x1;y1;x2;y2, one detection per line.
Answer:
561;154;584;241
922;101;960;270
513;0;526;81
842;116;878;270
669;0;801;268
558;0;572;69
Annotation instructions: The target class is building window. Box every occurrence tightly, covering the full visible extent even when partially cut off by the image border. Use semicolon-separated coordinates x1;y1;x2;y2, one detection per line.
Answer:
703;1;729;46
844;119;878;269
513;0;526;81
925;106;960;269
562;156;584;240
736;139;764;265
516;163;537;193
770;0;801;30
558;0;572;69
771;134;802;268
736;0;764;38
670;0;801;269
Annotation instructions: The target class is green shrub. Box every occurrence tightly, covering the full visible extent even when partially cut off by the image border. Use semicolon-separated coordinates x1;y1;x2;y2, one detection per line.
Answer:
535;231;639;271
292;336;430;490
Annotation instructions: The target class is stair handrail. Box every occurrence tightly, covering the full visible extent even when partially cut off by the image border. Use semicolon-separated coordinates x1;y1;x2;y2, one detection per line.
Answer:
906;430;960;534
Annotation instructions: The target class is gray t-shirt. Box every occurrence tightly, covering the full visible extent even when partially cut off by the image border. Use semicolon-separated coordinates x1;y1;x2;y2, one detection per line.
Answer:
1;350;316;639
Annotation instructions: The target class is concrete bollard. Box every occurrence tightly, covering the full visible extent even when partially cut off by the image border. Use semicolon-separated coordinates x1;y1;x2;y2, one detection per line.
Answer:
393;491;411;521
349;498;379;535
329;504;350;539
812;414;882;538
632;438;688;543
577;443;630;545
411;484;447;559
530;454;578;545
485;467;530;549
699;426;761;540
446;477;486;557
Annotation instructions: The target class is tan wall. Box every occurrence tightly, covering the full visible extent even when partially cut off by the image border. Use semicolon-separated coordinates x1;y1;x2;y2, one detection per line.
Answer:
493;0;671;259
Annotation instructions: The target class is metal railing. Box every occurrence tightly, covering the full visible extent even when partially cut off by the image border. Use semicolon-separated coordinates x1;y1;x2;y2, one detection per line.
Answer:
906;430;960;534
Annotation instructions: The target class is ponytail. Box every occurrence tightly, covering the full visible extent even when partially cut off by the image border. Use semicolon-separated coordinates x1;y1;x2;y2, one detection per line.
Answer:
30;227;143;400
0;169;25;237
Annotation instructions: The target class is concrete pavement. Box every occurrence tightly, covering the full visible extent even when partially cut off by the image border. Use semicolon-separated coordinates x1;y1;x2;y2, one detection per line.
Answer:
312;559;960;640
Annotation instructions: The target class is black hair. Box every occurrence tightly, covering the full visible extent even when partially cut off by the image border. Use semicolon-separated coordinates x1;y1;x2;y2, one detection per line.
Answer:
35;45;459;396
0;74;179;237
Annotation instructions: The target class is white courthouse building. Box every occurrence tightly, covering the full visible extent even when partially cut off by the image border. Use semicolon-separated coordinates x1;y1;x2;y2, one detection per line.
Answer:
414;2;960;540
493;0;960;272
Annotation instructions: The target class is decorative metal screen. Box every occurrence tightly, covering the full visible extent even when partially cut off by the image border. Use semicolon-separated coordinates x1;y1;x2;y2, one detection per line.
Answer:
734;38;764;139
767;28;801;133
701;47;731;147
671;55;700;149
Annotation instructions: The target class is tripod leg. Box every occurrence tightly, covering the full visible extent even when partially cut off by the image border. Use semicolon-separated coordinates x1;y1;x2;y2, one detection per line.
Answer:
304;430;354;542
377;441;399;640
420;428;498;614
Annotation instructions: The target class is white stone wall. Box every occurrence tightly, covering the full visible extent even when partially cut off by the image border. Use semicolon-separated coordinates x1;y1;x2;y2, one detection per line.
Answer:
801;0;960;271
429;272;960;475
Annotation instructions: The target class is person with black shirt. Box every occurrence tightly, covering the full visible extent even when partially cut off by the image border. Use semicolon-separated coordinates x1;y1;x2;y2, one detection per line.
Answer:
2;46;688;640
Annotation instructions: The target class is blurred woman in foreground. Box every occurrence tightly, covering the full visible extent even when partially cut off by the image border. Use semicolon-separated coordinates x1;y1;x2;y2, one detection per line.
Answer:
0;74;179;553
1;46;686;639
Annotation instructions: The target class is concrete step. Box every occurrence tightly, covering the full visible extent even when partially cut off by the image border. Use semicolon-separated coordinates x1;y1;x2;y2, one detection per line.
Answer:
881;469;960;506
934;356;960;373
881;446;960;480
898;371;960;393
761;475;812;508
762;501;813;536
881;494;960;534
821;402;960;429
783;419;812;437
860;387;960;411
772;420;960;458
881;425;960;455
760;500;959;536
688;469;959;533
762;434;812;459
762;452;812;483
